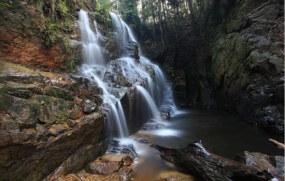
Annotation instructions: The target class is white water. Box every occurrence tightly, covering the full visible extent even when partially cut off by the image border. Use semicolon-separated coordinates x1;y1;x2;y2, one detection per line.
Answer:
78;10;129;138
136;85;159;118
109;12;177;119
79;9;177;145
78;10;105;66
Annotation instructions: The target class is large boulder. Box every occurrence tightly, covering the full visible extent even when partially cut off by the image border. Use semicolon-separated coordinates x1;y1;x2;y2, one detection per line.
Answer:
210;0;284;135
0;61;108;181
235;151;284;180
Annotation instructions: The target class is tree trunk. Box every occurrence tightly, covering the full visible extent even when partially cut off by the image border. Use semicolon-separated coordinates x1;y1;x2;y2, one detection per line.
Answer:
188;0;195;23
158;1;165;48
151;141;273;181
151;6;157;43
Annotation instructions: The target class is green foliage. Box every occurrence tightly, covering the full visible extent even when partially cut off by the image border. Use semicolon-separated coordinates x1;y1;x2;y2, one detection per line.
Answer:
117;0;141;26
56;0;69;17
46;87;73;100
60;37;72;54
40;19;58;48
58;109;69;123
94;0;111;24
41;96;51;104
29;0;44;12
0;2;10;8
63;59;77;73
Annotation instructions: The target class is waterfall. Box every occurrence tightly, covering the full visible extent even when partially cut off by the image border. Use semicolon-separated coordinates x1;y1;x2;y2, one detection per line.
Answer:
109;12;177;117
78;10;129;138
78;10;105;66
135;85;160;118
78;10;176;140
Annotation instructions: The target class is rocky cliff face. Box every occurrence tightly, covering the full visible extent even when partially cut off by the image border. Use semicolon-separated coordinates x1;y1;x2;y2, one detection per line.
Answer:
207;0;284;135
0;61;108;180
0;1;112;180
0;1;76;70
140;0;284;136
0;1;157;180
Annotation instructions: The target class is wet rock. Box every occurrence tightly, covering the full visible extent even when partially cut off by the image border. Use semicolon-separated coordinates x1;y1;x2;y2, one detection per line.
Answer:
160;110;171;120
235;151;284;180
83;99;97;114
141;122;165;130
79;155;133;181
116;73;131;87
86;159;122;175
138;139;149;144
121;155;133;166
108;140;138;159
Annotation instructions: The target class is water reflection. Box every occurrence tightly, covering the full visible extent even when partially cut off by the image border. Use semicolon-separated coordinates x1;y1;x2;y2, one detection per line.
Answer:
130;108;283;181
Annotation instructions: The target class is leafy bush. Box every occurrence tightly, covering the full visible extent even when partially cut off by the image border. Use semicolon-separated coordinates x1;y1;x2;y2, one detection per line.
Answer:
56;0;68;17
40;19;58;48
0;2;10;8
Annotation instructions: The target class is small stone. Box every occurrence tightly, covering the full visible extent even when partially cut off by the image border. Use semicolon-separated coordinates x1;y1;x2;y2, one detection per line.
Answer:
87;159;122;175
67;119;77;127
48;124;69;136
83;99;97;114
69;108;83;120
121;155;133;166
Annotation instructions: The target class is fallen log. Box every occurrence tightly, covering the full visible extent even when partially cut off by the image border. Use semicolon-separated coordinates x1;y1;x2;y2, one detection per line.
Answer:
269;138;285;150
151;141;273;181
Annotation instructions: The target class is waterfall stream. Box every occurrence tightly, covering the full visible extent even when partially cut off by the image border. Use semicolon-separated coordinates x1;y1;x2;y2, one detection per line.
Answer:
76;10;283;181
78;10;175;141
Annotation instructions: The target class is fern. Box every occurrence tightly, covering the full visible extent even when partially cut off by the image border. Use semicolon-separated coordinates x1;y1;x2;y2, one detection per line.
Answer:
56;0;68;15
40;19;58;48
0;2;10;8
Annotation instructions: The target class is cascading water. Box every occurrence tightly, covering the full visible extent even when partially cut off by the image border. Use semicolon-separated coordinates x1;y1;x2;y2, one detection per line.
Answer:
109;12;177;118
76;11;282;180
78;10;105;66
78;10;177;160
109;12;137;57
78;10;129;138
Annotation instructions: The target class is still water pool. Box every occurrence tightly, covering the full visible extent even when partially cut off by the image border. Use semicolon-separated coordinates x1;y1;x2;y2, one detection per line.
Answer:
128;108;283;181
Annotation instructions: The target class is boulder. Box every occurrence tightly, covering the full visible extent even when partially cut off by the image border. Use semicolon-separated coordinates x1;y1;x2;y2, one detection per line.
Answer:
235;151;284;180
